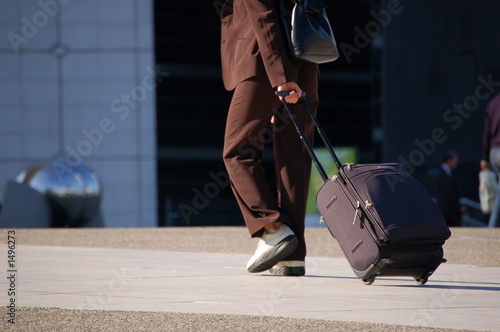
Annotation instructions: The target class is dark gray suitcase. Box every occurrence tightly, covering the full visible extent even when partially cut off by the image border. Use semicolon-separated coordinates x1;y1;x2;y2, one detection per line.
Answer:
277;91;451;285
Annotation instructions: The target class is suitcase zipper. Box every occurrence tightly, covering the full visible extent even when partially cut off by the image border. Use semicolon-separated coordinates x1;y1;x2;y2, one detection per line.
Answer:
339;169;387;240
353;200;373;225
353;201;361;225
341;169;395;222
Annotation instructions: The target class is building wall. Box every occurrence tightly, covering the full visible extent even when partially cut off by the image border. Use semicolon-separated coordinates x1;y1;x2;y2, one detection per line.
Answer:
380;0;500;200
381;0;500;166
0;0;157;227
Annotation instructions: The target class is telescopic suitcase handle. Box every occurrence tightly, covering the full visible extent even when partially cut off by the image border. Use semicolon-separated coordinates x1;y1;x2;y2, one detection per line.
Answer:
276;91;343;182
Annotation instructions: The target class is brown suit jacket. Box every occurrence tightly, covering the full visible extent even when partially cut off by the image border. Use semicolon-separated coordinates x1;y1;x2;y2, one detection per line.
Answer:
220;0;295;91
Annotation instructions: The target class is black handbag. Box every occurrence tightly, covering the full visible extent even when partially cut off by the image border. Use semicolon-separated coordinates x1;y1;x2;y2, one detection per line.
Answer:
278;0;339;64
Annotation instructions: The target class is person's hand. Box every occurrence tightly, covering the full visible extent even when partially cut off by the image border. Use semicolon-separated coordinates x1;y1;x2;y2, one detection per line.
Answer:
277;81;302;104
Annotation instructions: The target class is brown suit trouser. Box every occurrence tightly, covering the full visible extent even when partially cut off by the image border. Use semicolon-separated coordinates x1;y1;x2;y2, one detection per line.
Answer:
223;62;318;261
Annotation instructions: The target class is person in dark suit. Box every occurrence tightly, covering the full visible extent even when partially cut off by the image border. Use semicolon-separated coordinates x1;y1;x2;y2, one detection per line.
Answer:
436;151;462;227
220;0;319;276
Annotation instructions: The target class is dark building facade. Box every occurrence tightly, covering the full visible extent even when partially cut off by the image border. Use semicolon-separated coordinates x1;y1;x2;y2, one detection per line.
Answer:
154;0;500;226
380;0;500;202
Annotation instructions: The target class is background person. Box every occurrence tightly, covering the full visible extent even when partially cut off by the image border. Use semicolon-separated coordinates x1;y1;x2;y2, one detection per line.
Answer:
482;93;500;227
479;159;497;223
436;150;464;227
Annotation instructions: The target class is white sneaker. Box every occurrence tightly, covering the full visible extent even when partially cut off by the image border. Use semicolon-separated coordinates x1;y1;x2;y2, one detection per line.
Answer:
246;225;298;273
269;261;305;276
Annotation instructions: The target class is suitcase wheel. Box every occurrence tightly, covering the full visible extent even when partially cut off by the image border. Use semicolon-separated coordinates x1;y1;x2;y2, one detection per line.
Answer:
362;275;376;285
414;276;429;285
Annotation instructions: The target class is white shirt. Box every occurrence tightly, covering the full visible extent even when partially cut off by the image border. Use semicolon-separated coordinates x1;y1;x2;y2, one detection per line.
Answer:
441;163;452;177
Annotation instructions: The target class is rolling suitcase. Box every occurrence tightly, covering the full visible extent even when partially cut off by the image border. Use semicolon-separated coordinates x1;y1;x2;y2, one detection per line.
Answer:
277;91;451;285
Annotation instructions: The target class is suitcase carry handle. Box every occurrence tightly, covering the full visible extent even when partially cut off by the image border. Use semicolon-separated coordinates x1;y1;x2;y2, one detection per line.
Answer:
276;91;343;181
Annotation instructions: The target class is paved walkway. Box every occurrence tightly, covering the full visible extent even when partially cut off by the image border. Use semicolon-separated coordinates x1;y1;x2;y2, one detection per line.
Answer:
4;239;500;332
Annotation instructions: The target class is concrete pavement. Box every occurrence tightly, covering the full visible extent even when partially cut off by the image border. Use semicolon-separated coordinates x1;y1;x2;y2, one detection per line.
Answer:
1;227;500;331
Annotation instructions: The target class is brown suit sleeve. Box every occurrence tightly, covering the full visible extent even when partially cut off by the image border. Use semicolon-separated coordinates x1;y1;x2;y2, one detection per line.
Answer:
242;0;294;88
